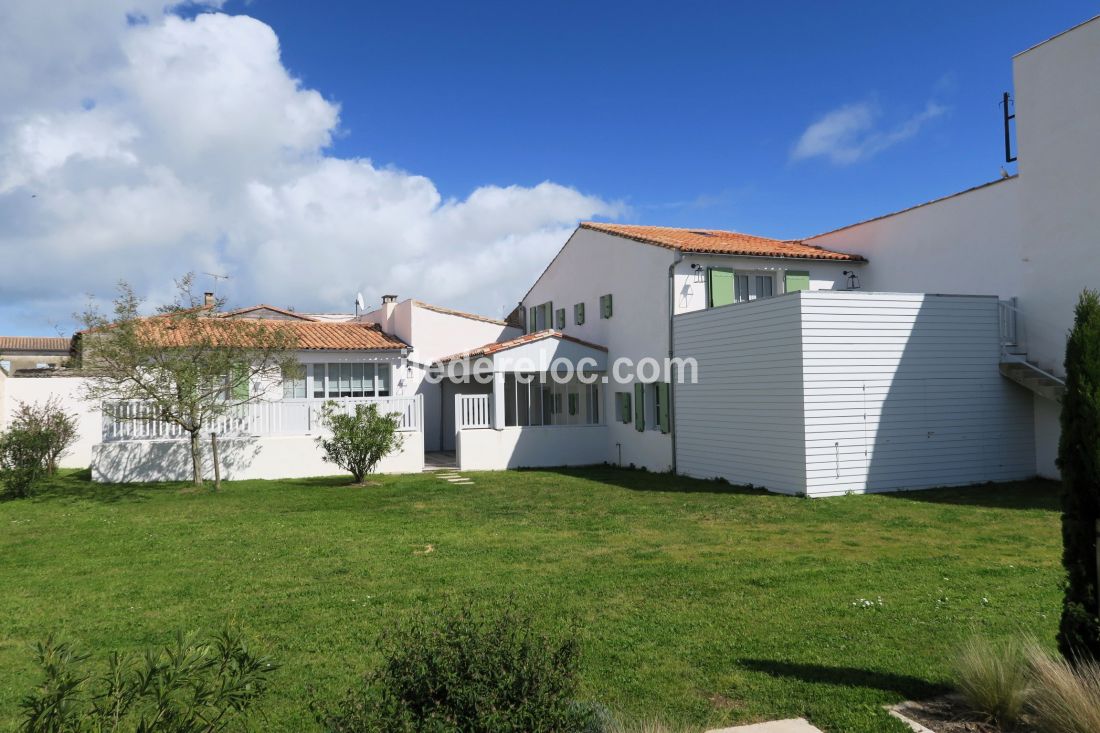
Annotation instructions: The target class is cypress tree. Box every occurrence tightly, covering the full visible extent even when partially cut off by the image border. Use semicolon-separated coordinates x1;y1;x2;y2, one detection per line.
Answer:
1058;289;1100;662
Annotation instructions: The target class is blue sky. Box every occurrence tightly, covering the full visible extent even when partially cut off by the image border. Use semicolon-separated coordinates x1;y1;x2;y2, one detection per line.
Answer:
0;1;1097;336
221;0;1095;237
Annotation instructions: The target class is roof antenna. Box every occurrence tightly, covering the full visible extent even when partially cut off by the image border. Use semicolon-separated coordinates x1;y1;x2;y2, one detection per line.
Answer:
203;272;230;298
1000;92;1017;163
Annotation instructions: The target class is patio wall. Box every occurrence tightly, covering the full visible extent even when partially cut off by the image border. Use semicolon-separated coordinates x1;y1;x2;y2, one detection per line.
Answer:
92;431;425;483
456;425;607;470
0;375;100;468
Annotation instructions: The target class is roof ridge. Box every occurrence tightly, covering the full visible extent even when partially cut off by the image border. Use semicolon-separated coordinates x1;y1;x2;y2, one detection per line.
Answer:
410;299;509;326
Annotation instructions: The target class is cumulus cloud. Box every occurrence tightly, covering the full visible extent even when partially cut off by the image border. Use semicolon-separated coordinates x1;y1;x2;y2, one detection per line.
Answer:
0;2;619;333
790;99;946;165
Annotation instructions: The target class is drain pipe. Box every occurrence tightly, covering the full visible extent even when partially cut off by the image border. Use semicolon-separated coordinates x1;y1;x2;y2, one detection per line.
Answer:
667;251;682;475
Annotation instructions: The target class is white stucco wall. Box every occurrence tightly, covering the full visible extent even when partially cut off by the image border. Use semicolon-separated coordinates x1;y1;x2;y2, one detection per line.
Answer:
361;299;520;451
92;431;424;483
457;425;607;470
1;376;102;468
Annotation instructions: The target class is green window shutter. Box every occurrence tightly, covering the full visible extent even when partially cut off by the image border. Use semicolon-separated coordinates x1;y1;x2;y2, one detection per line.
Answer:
600;294;613;319
555;308;565;330
528;306;536;333
708;268;735;307
658;382;670;434
617;391;631;423
574;302;585;325
231;365;249;401
633;383;644;432
785;270;810;293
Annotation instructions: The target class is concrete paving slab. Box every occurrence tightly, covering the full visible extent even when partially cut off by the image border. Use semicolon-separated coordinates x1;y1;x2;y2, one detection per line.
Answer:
706;719;823;733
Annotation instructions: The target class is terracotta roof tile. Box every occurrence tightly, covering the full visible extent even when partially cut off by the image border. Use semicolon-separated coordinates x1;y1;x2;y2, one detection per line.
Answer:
130;318;406;351
0;336;71;353
436;330;607;364
581;222;865;261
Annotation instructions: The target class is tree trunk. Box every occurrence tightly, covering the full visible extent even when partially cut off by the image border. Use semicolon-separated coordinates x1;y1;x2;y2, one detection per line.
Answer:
188;430;204;487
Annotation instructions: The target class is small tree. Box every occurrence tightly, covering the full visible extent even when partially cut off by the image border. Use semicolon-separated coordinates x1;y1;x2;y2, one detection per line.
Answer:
316;400;405;485
1058;288;1100;663
78;275;299;487
9;397;79;475
0;427;51;498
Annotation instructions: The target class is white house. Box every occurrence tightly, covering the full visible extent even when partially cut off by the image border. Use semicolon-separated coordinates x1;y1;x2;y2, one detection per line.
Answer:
3;15;1096;494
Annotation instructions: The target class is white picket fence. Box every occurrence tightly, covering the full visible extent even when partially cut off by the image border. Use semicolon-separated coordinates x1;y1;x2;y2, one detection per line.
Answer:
102;395;423;442
456;393;491;429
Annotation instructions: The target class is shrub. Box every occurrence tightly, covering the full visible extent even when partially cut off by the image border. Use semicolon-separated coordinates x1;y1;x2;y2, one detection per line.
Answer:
316;400;405;485
952;635;1030;728
1057;289;1100;662
313;603;598;732
1026;641;1100;733
17;626;276;733
0;426;51;498
10;397;79;475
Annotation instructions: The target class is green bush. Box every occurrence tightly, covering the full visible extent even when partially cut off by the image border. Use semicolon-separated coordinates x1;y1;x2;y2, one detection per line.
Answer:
0;425;51;498
10;397;79;475
953;635;1030;728
1026;641;1100;733
316;400;405;485
1058;289;1100;662
313;603;600;732
17;626;276;733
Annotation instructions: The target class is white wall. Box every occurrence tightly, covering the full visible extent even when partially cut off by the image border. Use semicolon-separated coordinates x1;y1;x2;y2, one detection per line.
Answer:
457;425;607;470
673;292;1036;496
672;255;859;313
1014;17;1100;376
1;376;102;468
798;292;1035;496
92;431;424;483
523;228;676;471
673;294;808;494
807;177;1023;298
361;299;521;452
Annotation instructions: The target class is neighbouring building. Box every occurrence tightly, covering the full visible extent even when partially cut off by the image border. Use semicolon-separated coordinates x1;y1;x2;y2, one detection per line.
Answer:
0;336;70;374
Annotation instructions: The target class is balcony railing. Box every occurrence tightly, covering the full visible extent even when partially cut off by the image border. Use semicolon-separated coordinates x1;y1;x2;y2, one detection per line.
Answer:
102;395;423;442
999;297;1019;348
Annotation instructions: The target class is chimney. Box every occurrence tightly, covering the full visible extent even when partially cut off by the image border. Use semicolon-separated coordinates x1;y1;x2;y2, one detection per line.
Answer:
381;294;398;320
203;292;215;308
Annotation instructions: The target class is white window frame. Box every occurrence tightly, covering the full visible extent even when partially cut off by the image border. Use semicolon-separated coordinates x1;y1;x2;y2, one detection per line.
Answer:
734;270;777;302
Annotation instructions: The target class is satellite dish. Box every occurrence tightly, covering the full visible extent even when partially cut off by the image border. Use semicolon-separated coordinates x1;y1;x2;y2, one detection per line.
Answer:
355;292;365;310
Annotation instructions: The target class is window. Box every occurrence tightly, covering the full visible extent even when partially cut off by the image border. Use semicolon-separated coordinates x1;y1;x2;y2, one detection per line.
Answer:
633;383;644;432
585;383;599;424
310;362;391;398
568;393;578;416
733;271;776;303
555;308;565;330
600;294;613;319
648;382;671;434
527;306;537;334
282;364;306;399
574;302;585;325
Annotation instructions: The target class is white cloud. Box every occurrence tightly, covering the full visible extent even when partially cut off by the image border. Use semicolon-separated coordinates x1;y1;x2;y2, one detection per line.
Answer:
791;99;946;165
0;3;619;333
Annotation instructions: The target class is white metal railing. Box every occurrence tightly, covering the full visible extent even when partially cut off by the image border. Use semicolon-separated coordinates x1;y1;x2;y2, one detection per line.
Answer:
999;297;1019;348
456;393;491;429
102;395;422;442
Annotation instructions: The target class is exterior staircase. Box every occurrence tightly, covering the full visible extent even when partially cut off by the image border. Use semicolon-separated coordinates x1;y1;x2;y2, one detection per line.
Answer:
998;298;1065;402
999;357;1065;402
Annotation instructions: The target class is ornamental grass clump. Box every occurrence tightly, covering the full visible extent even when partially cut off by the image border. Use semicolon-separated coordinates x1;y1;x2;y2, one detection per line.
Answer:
952;635;1030;729
1025;641;1100;733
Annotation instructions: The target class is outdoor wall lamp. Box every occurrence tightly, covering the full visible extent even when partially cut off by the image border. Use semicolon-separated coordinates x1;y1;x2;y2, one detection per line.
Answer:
843;270;861;290
690;263;705;283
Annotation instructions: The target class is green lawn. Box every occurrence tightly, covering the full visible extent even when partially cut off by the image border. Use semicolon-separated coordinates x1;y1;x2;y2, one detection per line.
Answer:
0;468;1062;732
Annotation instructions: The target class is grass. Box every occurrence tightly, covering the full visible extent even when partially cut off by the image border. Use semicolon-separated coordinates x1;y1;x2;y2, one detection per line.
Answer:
0;467;1063;732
